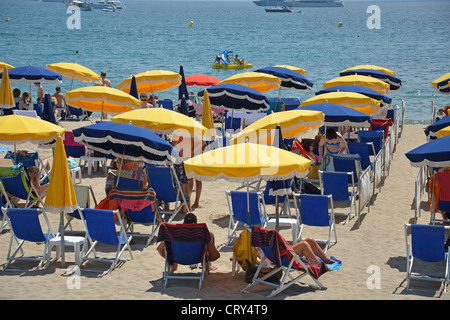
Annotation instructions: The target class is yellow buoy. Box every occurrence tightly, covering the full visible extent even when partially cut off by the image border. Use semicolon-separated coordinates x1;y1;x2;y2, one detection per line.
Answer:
189;21;193;27
337;21;343;27
5;17;9;22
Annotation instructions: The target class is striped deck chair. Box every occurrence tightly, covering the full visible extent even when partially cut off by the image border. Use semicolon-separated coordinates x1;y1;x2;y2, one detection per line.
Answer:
157;222;211;289
4;150;50;184
242;226;327;298
0;166;43;208
431;171;450;224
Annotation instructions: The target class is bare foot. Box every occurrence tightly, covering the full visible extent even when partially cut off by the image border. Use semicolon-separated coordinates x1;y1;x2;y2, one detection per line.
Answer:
191;202;200;210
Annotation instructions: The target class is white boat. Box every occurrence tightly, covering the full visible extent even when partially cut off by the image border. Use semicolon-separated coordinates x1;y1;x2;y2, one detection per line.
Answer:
92;0;126;9
63;0;93;11
255;0;343;7
102;6;116;12
265;6;293;12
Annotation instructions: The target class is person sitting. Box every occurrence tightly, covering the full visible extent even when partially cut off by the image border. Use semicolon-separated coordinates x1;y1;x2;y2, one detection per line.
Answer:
215;53;221;64
140;93;153;108
234;54;244;65
156;213;220;271
18;92;32;110
318;127;348;164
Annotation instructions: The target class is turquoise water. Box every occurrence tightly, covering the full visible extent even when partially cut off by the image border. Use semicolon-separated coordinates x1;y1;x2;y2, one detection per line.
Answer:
0;0;449;123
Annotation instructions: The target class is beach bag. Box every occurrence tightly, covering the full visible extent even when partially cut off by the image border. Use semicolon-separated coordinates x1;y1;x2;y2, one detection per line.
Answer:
233;229;258;271
244;259;283;284
308;163;321;179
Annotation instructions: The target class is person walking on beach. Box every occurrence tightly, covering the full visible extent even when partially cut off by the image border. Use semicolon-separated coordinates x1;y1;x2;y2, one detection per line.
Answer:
52;87;66;118
34;82;44;104
95;71;112;87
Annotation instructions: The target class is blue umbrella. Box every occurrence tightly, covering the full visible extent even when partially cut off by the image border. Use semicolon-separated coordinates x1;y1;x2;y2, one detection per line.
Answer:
179;96;188;116
178;65;189;103
41;93;57;124
198;84;270;113
299;102;372;127
73;121;179;165
255;66;313;91
0;65;62;83
129;75;139;100
339;69;402;91
436;77;450;94
405;135;450;168
316;84;392;107
424;116;450;140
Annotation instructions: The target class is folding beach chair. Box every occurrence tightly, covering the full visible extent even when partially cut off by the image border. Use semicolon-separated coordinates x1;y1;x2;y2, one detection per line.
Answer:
226;190;268;247
405;224;450;292
0;181;13;232
5;150;51;184
1;207;56;271
67;105;87;121
63;131;86;159
370;118;393;140
146;164;187;223
319;171;357;224
79;208;133;275
242;226;327;298
331;153;362;185
0;166;44;208
157;222;211;289
159;99;174;110
294;194;336;252
431;171;450;224
358;130;384;156
263;180;292;218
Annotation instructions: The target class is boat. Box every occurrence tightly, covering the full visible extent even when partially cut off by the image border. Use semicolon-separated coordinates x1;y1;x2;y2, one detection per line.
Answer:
102;6;116;12
91;0;126;9
254;0;343;7
63;0;93;10
212;50;253;70
265;6;294;12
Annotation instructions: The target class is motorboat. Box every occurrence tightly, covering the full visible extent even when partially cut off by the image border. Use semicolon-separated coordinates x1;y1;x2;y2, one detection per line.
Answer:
92;0;126;9
265;6;294;12
254;0;343;7
63;1;93;11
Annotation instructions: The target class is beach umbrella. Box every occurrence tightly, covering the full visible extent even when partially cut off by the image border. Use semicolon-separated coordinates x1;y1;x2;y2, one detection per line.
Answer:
274;65;306;75
0;62;14;71
300;91;381;116
405;135;450;168
72;121;178;165
431;73;450;94
424;116;450;140
436;126;450;139
117;70;181;95
0;67;16;113
111;107;209;140
44;134;78;268
255;66;313;91
218;72;281;93
0;114;65;146
65;86;141;118
201;90;215;140
129;75;139;99
1;65;62;83
232;109;324;145
46;62;101;89
179;96;189;116
316;84;392;108
298;102;372;127
41;93;57;124
185;74;221;87
197;84;270;113
341;65;397;77
323;75;390;95
339;69;402;92
178;65;189;103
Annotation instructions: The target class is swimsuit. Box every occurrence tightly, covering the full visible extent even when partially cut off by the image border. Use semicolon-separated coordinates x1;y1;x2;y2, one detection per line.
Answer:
325;141;341;154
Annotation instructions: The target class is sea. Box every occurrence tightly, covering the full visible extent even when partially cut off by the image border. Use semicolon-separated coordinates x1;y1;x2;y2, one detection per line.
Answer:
0;0;449;123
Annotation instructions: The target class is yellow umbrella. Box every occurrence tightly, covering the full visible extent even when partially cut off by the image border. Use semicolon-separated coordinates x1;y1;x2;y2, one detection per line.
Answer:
44;134;78;267
436;125;450;139
0;114;65;145
274;65;306;75
46;62;101;88
323;75;390;95
111;107;208;139
117;70;181;94
201;90;215;139
218;72;281;93
66;86;141;116
0;67;16;112
232;110;324;145
0;62;14;71
341;65;397;77
184;142;311;183
300;91;381;116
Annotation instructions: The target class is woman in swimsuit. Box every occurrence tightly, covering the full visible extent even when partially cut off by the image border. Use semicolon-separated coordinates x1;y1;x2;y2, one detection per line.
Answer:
318;127;348;164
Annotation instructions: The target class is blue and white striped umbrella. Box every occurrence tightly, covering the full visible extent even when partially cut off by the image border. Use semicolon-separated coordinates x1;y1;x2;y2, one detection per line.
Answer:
316;84;392;108
424;116;450;140
0;65;62;83
255;66;313;91
198;83;270;113
299;102;372;127
339;68;402;92
73;121;178;164
405;135;450;168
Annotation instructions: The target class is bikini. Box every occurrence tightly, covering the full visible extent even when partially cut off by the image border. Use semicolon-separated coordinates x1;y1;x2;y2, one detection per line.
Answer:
325;141;341;154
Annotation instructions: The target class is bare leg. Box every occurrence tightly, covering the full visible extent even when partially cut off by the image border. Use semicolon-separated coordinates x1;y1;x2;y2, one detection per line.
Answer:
192;180;202;209
292;237;334;264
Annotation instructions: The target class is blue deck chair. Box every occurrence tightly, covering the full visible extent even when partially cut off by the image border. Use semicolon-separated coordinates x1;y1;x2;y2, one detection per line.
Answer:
319;171;357;224
347;142;373;171
1;208;56;271
0;166;43;208
157;222;211;289
263;181;291;218
224;112;242;132
5;150;50;184
405;224;450;292
146;164;186;223
80;208;133;275
331;154;362;185
358;130;384;156
295;194;336;252
0;180;14;232
159;99;174;110
225;190;267;247
67;105;87;121
242;226;327;298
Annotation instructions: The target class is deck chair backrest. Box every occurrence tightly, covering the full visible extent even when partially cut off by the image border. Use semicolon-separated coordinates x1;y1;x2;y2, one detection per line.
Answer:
299;194;332;227
146;165;178;203
348;142;372;170
67;185;95;220
436;172;450;212
410;224;446;263
230;191;264;225
159;99;174;110
5;151;39;168
331;154;361;183
82;208;120;246
321;171;354;202
358;130;384;155
0;166;35;201
6;208;46;242
172;242;205;265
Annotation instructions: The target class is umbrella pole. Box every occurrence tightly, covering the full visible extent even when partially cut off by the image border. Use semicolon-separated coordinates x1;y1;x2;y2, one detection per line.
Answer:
246;182;250;225
116;148;127;187
275;194;279;231
60;210;66;268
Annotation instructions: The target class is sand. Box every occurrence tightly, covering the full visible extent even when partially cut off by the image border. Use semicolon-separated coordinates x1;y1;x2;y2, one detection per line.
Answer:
0;120;448;301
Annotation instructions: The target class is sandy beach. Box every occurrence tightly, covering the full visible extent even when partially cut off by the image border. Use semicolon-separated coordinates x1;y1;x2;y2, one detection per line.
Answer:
0;120;448;301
